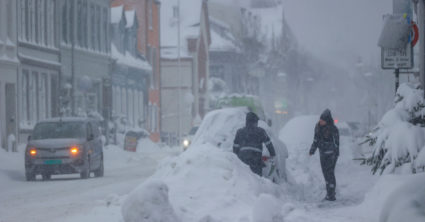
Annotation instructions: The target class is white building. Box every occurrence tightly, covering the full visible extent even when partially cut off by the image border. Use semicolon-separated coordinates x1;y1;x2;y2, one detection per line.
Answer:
0;0;18;148
160;0;211;143
16;0;61;141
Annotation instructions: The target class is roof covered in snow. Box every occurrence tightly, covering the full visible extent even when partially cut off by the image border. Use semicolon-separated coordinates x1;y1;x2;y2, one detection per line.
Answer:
111;44;152;71
160;0;203;59
125;10;136;28
111;5;124;24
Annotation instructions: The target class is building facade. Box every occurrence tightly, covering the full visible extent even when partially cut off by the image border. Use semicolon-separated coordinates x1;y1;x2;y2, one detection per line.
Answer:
59;0;111;119
160;0;210;144
111;0;161;142
110;4;152;129
16;0;61;141
0;0;19;148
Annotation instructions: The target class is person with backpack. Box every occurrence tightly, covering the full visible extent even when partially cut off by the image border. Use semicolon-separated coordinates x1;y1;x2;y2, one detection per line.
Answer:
233;112;276;176
309;109;340;201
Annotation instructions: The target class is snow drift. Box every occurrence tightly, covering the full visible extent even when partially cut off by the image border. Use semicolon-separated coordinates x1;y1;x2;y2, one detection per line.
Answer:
122;180;180;222
122;144;289;221
359;173;425;222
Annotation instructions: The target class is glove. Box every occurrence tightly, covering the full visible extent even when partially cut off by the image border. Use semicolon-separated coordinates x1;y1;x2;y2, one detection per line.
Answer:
309;149;314;156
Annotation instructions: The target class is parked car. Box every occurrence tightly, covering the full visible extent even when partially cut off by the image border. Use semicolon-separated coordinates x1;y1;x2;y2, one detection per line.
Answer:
25;117;104;181
191;107;288;183
182;126;199;150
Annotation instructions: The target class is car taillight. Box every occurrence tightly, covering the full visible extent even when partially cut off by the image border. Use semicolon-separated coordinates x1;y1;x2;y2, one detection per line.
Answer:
29;148;37;156
70;146;80;156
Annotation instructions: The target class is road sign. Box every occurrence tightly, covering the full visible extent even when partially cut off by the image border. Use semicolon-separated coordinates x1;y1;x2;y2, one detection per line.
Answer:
381;44;414;69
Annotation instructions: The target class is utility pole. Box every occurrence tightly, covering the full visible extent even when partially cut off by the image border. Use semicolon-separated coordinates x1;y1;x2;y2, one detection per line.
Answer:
419;0;425;99
177;0;182;145
71;0;76;116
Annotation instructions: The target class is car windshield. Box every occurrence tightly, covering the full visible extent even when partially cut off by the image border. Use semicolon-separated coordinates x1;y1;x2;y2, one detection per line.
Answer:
32;122;86;140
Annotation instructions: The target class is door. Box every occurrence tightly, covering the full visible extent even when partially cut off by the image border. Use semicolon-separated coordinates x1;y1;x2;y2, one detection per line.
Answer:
5;83;16;142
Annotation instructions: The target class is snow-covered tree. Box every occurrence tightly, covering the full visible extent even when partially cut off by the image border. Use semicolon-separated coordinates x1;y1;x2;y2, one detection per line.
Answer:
362;82;425;175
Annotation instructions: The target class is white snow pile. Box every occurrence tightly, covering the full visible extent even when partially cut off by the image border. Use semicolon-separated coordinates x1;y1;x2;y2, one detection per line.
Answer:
363;82;425;174
359;173;425;222
136;138;162;153
122;180;180;222
122;143;289;222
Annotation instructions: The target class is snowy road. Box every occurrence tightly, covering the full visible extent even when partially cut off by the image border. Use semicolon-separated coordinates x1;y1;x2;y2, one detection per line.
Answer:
0;146;178;222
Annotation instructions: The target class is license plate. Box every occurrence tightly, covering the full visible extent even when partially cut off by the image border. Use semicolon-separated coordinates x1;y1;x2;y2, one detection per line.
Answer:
44;160;62;165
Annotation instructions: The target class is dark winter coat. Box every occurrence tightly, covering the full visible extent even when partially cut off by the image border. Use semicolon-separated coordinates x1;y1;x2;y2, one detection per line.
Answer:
309;109;340;156
233;112;276;175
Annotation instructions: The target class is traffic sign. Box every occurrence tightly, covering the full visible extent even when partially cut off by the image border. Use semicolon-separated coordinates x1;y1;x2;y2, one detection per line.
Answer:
381;43;413;69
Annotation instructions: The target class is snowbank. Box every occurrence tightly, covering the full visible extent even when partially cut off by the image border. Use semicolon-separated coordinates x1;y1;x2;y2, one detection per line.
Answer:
122;180;180;222
136;138;162;153
359;173;425;222
123;144;288;221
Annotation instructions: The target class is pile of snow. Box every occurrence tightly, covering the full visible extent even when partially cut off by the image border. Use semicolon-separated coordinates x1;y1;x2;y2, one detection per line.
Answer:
136;138;162;153
364;83;425;174
359;173;425;222
122;181;180;222
191;107;246;150
122;144;289;221
192;107;289;182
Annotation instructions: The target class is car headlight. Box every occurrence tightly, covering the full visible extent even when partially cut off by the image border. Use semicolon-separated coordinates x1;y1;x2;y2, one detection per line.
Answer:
183;139;190;147
69;145;82;156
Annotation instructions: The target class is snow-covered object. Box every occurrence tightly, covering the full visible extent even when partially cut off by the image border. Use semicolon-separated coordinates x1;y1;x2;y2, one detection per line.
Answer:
191;107;288;182
379;174;425;222
191;107;246;150
365;83;425;174
128;143;287;221
111;5;124;24
378;14;410;49
122;180;180;222
136;138;161;153
359;174;425;222
111;44;152;70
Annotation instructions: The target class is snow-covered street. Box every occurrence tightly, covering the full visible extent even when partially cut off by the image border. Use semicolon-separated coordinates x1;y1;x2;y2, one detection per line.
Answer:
0;145;179;222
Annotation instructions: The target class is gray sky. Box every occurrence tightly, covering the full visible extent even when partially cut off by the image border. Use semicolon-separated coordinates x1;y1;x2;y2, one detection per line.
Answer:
283;0;392;67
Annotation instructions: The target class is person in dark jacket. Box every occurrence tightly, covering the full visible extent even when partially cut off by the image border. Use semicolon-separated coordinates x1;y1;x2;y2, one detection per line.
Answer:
233;112;276;176
309;109;339;201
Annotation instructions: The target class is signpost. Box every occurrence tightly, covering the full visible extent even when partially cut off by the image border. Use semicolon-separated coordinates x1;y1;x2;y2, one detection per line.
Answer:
381;44;414;70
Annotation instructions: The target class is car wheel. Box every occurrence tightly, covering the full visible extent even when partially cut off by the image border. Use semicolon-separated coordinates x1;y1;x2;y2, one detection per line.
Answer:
25;169;35;181
94;155;104;177
80;155;90;179
42;173;51;181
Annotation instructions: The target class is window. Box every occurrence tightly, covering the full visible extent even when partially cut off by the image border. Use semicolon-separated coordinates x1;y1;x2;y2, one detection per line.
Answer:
103;8;108;52
21;70;29;124
19;0;25;40
30;71;38;123
6;0;14;41
62;1;68;43
77;0;83;46
148;0;153;30
96;6;101;51
46;0;54;47
90;4;95;50
83;1;88;48
38;73;48;120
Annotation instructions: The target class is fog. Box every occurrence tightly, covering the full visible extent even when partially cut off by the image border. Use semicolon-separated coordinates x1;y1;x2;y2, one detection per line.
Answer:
283;0;392;68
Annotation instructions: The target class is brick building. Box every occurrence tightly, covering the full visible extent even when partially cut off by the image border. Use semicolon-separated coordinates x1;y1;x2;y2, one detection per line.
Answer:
111;0;161;142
